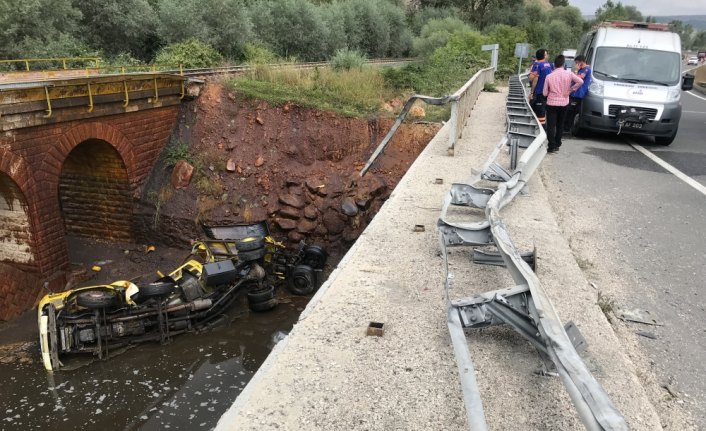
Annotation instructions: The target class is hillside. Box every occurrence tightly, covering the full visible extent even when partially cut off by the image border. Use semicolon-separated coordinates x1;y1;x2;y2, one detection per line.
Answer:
655;15;706;31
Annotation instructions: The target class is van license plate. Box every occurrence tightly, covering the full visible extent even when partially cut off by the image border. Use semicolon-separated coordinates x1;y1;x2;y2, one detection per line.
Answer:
624;122;643;129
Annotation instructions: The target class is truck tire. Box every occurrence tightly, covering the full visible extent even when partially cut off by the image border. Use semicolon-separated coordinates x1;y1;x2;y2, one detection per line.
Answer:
287;264;316;295
302;245;327;270
76;289;119;309
249;298;278;312
238;247;266;262
235;236;265;252
247;285;276;303
139;281;175;298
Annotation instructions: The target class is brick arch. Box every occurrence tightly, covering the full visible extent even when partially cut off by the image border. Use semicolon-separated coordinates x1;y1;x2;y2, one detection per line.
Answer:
0;149;39;269
0;148;38;199
44;122;137;187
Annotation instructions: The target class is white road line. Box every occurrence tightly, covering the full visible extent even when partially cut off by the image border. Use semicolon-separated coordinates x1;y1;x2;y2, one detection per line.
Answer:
687;91;706;102
630;142;706;197
683;110;706;114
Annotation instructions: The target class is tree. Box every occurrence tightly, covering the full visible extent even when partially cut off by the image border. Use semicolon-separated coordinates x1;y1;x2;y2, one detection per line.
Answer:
158;0;253;60
548;6;583;29
669;20;694;50
0;0;85;59
461;0;524;30
413;17;472;57
74;0;159;61
594;1;643;23
549;0;568;5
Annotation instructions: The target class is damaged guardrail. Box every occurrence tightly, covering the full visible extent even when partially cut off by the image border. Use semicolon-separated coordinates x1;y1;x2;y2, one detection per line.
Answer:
438;74;628;431
360;67;495;177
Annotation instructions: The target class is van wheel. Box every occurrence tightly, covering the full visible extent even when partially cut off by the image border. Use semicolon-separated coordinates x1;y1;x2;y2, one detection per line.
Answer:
570;113;587;138
655;130;677;146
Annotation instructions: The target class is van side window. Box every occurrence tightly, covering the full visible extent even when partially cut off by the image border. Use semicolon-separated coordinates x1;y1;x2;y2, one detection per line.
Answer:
587;48;594;64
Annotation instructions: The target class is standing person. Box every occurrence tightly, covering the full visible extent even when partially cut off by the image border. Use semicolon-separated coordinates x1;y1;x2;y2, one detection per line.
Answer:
564;54;592;133
543;55;583;153
529;49;553;128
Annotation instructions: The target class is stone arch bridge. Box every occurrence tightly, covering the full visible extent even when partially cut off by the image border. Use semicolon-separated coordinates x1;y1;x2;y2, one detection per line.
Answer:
0;73;200;319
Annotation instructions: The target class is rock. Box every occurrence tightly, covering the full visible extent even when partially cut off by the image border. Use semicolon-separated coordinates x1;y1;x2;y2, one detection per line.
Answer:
390;98;403;108
279;193;305;209
283;104;290;113
326;174;346;198
304;205;317;220
255;155;264;167
171;160;194;189
359;174;387;197
288;231;304;242
275;218;297;230
289;186;303;196
314;224;328;236
355;195;370;209
256;114;264;125
218;143;224;150
279;206;300;220
286;179;301;187
341;198;358;216
226;159;236;172
306;177;325;194
323;212;346;235
227;92;236;102
297;219;317;234
382;103;394;113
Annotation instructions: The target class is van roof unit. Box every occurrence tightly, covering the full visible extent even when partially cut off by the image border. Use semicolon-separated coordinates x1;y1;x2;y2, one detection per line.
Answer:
599;21;669;31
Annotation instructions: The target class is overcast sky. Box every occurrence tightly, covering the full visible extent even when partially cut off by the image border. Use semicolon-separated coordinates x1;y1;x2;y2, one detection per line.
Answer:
571;0;706;17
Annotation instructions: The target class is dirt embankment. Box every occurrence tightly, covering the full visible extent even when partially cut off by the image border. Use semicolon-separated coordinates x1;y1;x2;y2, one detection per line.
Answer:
134;79;440;259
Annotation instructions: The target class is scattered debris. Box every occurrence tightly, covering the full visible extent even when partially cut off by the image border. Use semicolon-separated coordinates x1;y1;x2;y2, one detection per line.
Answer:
366;321;385;337
413;225;425;232
144;245;156;254
255;155;264;167
226;159;236;172
91;266;101;272
616;307;662;326
434;178;444;184
636;330;657;339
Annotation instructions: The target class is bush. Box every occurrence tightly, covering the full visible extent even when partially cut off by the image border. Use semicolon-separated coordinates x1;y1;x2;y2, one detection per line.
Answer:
154;39;223;68
242;42;278;64
407;7;461;36
331;49;366;71
413;17;472;58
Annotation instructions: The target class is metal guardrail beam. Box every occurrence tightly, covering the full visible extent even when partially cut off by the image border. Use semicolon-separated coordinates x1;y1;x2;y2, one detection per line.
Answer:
438;74;628;430
359;66;495;177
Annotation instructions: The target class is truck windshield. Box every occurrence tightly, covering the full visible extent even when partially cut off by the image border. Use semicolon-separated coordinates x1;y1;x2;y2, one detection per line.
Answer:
593;47;681;85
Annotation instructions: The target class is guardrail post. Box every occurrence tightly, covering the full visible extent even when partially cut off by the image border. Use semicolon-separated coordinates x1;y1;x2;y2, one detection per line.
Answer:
448;101;459;156
481;44;499;70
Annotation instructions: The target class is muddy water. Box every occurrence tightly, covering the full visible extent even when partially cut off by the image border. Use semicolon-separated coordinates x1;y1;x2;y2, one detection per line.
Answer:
0;295;309;430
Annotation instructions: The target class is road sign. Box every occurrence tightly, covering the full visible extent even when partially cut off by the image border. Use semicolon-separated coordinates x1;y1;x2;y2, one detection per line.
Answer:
514;43;530;59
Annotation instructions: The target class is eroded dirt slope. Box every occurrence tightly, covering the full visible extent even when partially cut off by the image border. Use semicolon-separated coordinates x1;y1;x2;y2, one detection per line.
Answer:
135;79;440;260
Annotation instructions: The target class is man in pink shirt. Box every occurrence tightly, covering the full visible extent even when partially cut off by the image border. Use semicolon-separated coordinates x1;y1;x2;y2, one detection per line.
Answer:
542;55;584;153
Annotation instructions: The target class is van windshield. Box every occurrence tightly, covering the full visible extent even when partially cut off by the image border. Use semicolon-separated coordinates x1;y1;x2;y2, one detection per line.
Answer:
593;47;681;85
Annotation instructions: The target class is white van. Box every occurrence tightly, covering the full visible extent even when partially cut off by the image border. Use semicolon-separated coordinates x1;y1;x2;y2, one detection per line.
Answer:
562;49;577;69
573;21;694;145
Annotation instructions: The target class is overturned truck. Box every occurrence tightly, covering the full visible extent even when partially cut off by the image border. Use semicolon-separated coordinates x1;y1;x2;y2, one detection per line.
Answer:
38;222;327;371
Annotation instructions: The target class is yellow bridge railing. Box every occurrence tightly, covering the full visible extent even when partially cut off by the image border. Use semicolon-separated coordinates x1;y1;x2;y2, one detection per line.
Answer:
0;57;102;71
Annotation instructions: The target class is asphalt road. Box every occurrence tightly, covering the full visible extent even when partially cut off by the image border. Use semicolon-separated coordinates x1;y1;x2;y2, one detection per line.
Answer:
542;85;706;427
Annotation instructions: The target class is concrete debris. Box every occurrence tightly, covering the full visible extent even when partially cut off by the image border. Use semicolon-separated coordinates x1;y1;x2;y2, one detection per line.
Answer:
226;159;236;172
617;307;663;326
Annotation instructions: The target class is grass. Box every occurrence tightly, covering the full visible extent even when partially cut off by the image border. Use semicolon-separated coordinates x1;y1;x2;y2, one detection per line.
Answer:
230;64;396;117
164;139;193;168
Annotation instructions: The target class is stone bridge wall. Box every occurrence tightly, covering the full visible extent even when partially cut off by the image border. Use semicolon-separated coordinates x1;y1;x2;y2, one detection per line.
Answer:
0;106;178;319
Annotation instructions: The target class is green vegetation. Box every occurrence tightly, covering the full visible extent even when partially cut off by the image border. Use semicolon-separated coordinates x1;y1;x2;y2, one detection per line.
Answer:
164;140;193;168
155;39;223;68
331;49;366;71
231;65;391;116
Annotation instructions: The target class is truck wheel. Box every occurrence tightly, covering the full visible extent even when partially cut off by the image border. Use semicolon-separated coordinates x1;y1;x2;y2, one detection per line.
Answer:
235;236;265;252
139;280;175;298
238;247;266;262
249;298;278;312
302;245;327;270
247;285;276;303
655;130;677;146
76;289;119;309
287;265;316;295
